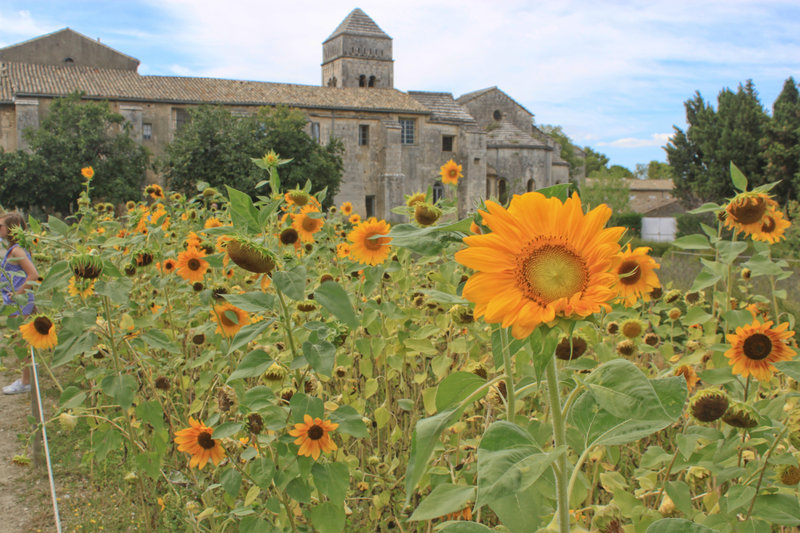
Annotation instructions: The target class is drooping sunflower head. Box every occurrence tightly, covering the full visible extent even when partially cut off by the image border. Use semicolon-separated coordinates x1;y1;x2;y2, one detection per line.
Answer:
611;245;660;306
414;203;441;226
723;192;778;236
405;192;427;208
291;205;324;243
225;237;277;274
455;192;624;339
348;218;392;266
440;159;463;185
690;389;730;423
555;335;588;360
724;319;796;381
285;189;311;207
19;315;58;350
778;464;800;485
70;253;104;280
674;364;699;390
721;401;759;428
621;319;644;339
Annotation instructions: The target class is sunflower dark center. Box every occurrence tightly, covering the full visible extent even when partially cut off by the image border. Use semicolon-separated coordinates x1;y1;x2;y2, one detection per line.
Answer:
221;311;238;327
729;197;767;224
761;216;776;233
517;242;588;305
280;228;299;244
301;216;319;232
33;316;53;335
197;431;216;449
188;258;201;270
308;424;324;440
617;261;641;285
363;231;385;251
743;333;772;360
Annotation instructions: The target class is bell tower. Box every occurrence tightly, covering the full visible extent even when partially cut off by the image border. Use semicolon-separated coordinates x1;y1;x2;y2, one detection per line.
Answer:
322;8;393;88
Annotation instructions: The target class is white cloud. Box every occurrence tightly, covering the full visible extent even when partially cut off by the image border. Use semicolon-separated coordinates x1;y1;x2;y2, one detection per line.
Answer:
0;9;57;45
600;133;673;149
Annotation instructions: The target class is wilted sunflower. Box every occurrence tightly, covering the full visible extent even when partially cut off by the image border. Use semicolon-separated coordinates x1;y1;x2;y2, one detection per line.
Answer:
288;414;339;460
723;192;778;236
213;303;250;337
750;207;791;244
174;418;225;470
611;245;660;306
292;205;324;243
340;202;353;216
440;159;463;185
176;247;210;283
674;365;699;390
348;218;392;266
226;238;276;274
455;192;624;339
724;319;796;381
19;315;58;350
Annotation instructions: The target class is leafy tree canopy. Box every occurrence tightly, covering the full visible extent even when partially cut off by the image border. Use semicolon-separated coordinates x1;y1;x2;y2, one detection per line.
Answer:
666;80;769;205
761;77;800;202
0;92;148;214
634;161;676;181
161;105;343;206
540;124;584;179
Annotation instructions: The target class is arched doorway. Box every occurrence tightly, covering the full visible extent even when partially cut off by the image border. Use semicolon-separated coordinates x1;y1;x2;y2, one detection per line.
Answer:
498;179;508;204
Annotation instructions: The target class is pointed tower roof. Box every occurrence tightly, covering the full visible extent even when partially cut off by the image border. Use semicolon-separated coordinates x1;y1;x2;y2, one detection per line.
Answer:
324;8;391;42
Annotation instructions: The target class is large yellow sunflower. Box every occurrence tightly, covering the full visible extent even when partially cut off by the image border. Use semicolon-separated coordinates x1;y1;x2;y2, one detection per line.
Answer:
725;319;796;381
750;207;791;243
213;303;250;337
19;315;58;350
176;247;210;283
723;192;778;236
292;205;324;243
174;417;226;470
348;218;392;265
288;414;339;460
455;192;625;339
440;159;463;185
611;245;661;306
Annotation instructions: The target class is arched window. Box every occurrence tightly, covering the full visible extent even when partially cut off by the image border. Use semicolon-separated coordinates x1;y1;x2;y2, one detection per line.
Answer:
368;75;376;87
359;75;366;87
498;179;508;204
493;110;502;121
433;181;445;204
64;57;74;64
526;179;535;192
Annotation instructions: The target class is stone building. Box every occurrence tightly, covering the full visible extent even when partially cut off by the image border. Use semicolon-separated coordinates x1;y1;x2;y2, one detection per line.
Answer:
0;8;575;220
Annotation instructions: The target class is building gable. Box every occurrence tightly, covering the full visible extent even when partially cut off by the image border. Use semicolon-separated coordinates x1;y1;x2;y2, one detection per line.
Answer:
0;28;139;71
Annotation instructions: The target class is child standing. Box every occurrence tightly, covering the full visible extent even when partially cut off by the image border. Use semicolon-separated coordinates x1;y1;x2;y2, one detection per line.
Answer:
1;212;39;394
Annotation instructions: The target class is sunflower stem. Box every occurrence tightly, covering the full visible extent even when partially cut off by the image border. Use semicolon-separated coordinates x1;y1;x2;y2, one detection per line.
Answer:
545;355;569;533
499;327;516;420
745;424;789;520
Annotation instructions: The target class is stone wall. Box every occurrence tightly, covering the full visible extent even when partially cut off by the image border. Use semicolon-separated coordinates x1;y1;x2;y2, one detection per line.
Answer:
0;30;138;71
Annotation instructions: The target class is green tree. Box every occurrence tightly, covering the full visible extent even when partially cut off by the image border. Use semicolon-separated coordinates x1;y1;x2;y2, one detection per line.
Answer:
580;169;630;213
634;160;676;180
666;80;769;205
0;92;148;213
161;105;343;205
583;146;610;176
540;125;584;179
761;77;800;202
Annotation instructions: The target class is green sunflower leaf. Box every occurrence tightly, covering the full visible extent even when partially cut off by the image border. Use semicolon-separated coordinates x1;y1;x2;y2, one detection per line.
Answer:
408;483;476;521
314;281;359;330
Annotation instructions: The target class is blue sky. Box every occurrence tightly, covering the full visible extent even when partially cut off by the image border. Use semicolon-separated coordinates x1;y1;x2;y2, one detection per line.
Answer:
2;0;799;170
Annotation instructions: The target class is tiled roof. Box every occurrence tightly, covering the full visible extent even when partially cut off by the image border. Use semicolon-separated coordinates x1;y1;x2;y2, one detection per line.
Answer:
324;8;390;42
486;119;547;148
407;91;476;124
1;61;430;113
625;178;674;191
0;64;12;102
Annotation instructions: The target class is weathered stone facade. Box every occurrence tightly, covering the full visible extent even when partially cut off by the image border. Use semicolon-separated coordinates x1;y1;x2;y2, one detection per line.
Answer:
0;9;575;219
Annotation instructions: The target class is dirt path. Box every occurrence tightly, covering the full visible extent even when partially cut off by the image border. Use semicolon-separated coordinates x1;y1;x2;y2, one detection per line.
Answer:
0;374;56;533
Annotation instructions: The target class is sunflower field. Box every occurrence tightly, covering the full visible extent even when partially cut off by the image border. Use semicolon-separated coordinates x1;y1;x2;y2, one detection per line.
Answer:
3;156;800;533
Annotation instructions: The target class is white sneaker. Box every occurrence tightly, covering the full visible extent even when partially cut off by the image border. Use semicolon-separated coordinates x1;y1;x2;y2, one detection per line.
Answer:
3;379;31;395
